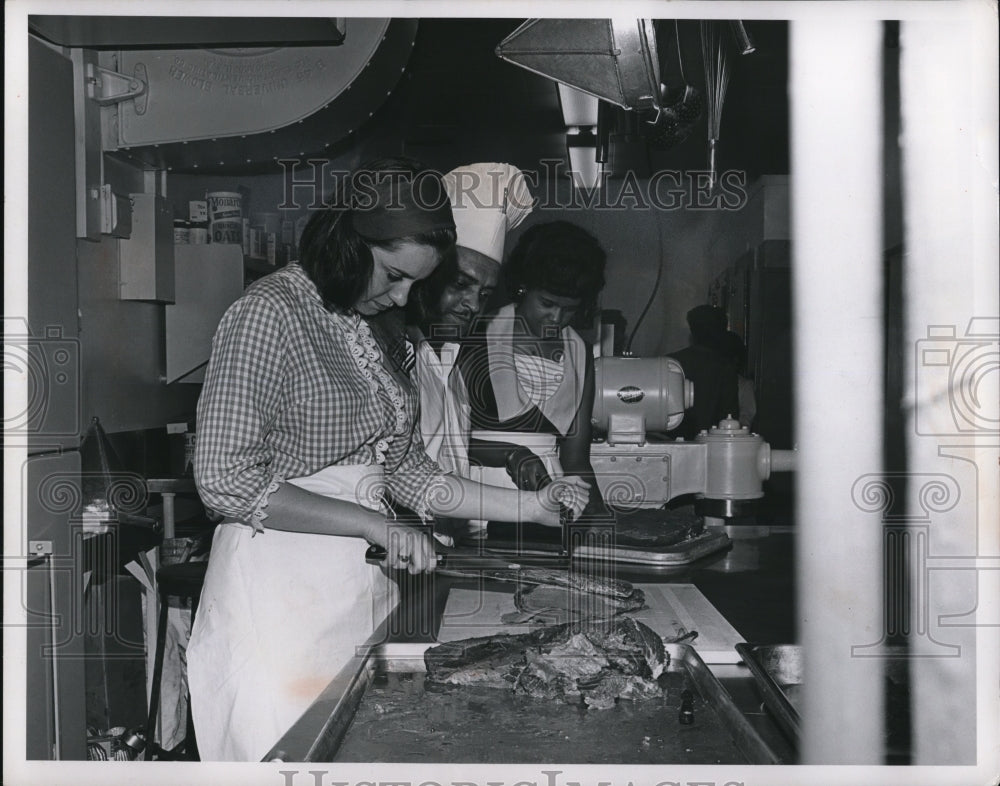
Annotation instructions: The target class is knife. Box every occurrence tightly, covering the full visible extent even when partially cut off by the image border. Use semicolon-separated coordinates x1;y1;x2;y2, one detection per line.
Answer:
365;543;521;569
364;543;570;583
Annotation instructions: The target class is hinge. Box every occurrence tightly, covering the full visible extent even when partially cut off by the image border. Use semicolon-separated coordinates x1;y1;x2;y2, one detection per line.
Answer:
86;62;148;114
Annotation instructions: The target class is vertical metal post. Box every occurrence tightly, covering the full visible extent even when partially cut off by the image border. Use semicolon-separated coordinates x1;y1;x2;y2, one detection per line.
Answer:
46;555;62;759
900;10;999;765
70;48;103;241
791;19;885;763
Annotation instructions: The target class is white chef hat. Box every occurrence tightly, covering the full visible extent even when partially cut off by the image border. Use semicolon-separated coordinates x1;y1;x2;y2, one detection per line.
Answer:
442;162;534;265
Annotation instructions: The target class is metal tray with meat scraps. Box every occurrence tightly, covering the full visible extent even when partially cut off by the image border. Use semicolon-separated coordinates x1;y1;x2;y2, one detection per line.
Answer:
265;630;782;764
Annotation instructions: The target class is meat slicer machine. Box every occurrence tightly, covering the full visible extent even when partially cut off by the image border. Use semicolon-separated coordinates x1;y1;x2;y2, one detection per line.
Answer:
590;356;797;519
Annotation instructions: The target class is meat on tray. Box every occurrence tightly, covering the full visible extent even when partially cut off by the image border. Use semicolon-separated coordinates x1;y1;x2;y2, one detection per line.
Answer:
610;506;705;548
424;617;668;710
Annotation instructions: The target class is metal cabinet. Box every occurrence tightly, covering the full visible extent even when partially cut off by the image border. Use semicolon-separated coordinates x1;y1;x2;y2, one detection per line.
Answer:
118;194;175;303
710;239;792;450
709;239;793;520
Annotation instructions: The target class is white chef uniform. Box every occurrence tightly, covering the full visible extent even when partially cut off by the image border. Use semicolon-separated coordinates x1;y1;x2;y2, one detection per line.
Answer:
414;164;533;537
415;338;470;477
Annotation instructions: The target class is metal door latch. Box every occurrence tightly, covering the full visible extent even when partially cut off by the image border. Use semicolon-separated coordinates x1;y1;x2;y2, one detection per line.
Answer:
86;62;148;114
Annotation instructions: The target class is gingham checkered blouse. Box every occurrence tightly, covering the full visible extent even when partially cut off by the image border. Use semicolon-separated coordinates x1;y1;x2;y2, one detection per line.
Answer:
194;263;445;531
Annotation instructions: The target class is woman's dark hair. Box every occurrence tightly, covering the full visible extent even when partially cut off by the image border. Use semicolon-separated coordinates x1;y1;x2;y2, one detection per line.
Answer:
298;157;456;312
504;220;607;325
406;251;461;332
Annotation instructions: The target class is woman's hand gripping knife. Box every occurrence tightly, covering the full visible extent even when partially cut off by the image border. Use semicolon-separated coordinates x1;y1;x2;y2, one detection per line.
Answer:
364;516;438;575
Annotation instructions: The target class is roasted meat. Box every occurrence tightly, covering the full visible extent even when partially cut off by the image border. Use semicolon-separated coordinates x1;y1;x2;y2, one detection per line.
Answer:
612;506;705;548
503;583;647;625
476;567;638;599
424;617;669;709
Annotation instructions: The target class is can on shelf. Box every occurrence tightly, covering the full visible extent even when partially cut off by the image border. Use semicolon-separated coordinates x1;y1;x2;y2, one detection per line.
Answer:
173;220;190;244
207;191;243;244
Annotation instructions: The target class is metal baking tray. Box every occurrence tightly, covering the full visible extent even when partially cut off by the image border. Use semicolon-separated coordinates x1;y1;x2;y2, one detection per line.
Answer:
735;642;911;761
735;643;802;743
267;634;781;763
573;529;732;565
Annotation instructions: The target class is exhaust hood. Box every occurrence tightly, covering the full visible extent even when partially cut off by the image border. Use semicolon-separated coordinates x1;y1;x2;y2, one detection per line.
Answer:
28;16;348;49
496;18;661;112
496;17;762;171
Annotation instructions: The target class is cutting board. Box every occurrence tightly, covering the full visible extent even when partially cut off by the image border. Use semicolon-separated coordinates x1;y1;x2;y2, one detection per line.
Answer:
437;582;744;664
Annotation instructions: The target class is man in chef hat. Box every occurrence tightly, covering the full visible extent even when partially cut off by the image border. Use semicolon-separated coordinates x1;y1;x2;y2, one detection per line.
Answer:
405;162;533;541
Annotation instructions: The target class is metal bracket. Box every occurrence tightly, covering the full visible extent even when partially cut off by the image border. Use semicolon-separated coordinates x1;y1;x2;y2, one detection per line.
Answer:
28;541;53;557
87;62;148;113
100;184;132;237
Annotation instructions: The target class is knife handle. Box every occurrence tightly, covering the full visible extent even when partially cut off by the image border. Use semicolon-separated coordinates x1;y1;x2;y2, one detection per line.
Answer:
365;543;443;566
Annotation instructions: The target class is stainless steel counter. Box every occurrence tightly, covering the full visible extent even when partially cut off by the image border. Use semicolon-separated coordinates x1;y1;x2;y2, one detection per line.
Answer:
268;524;799;763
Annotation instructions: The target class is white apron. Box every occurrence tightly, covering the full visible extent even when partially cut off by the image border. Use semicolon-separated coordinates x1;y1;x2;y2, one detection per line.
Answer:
469;430;564;488
467;431;564;538
485;304;587;436
415;338;472;546
466;308;583;529
187;464;395;761
415;339;471;477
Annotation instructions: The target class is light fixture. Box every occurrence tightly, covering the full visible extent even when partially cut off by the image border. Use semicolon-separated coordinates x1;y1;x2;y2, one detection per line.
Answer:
557;83;599;129
558;83;605;190
566;130;605;190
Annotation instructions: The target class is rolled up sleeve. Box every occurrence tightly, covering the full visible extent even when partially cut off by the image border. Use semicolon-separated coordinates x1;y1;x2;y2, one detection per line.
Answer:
195;295;287;525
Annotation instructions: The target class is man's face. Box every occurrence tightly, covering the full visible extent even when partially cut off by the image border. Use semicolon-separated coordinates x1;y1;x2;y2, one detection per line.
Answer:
432;247;499;338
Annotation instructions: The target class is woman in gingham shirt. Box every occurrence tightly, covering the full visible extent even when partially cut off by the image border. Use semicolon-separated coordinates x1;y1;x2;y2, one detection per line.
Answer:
187;160;590;761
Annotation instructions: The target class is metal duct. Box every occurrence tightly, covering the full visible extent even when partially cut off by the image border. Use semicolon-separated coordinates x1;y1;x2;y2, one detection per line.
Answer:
98;18;417;173
29;16;347;49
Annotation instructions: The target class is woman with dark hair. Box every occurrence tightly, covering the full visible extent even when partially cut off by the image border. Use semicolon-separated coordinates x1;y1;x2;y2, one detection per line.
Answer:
188;160;589;760
502;219;607;330
460;220;609;543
